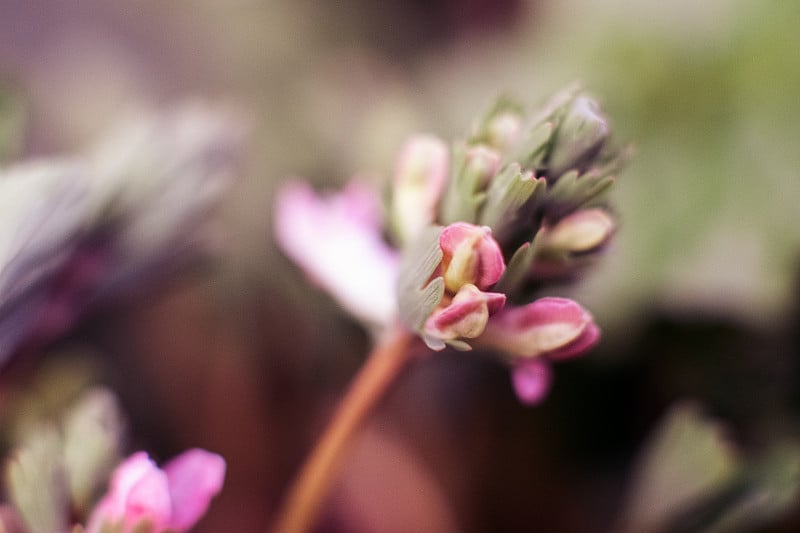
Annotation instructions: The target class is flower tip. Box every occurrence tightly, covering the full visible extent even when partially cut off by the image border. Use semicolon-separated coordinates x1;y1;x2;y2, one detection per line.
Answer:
543;208;615;253
511;359;552;405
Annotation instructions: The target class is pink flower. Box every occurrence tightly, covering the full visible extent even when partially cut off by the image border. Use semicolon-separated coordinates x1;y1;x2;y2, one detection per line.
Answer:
424;284;505;348
274;180;399;327
86;449;226;533
480;297;600;359
439;223;505;293
478;297;600;405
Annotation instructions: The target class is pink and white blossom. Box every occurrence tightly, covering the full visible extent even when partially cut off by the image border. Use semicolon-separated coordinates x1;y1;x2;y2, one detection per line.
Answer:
275;180;399;327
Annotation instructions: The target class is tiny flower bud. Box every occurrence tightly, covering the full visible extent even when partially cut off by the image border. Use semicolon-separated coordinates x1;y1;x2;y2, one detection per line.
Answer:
391;134;449;245
487;111;523;151
424;284;505;343
541;208;615;253
548;96;609;177
464;145;502;191
479;297;599;359
439;223;505;293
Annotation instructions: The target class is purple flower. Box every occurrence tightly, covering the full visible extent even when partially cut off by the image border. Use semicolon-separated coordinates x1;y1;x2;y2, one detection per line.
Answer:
86;449;225;533
275;87;623;405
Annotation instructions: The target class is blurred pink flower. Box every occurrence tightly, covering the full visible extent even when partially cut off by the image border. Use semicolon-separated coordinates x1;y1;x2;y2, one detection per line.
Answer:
275;180;399;327
86;449;225;533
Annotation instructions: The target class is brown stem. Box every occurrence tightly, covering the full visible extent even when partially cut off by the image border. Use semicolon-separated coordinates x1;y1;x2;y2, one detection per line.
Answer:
272;324;415;533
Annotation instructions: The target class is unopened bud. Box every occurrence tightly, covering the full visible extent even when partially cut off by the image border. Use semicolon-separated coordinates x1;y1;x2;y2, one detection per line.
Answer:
548;96;609;177
424;284;505;344
391;134;449;245
439;223;505;293
464;145;502;191
480;297;599;359
486;112;523;151
541;208;615;253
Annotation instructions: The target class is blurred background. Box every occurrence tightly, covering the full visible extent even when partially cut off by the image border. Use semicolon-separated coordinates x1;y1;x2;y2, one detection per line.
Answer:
2;0;800;531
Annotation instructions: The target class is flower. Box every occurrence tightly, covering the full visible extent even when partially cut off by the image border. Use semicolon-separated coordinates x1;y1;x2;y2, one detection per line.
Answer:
275;86;625;404
85;449;226;533
274;180;399;327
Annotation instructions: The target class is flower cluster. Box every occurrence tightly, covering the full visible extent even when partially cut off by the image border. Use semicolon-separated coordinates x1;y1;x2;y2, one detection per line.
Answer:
276;86;624;404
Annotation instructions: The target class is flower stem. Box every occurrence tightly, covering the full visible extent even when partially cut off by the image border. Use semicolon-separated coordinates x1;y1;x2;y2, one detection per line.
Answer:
272;323;415;533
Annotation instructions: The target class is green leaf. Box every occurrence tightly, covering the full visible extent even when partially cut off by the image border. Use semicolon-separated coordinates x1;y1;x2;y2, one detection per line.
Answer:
615;402;738;533
478;163;546;238
397;226;445;333
5;426;70;533
494;232;542;296
440;143;486;225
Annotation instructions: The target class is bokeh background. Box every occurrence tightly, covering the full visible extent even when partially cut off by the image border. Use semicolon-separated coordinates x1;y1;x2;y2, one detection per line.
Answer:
2;0;800;531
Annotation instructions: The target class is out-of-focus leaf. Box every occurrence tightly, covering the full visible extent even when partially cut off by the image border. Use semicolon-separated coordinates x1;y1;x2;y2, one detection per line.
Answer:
669;442;800;533
62;387;126;514
397;225;444;342
616;402;739;533
5;426;69;533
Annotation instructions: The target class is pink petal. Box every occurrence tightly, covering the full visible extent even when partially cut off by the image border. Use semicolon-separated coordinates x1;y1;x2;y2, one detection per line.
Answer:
511;359;552;405
85;453;162;533
480;297;595;358
274;180;399;327
546;322;601;361
439;223;505;292
125;468;172;528
424;285;505;341
163;449;226;530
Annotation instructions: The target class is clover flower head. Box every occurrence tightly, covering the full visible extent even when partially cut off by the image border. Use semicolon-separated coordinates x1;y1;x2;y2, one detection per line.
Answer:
276;85;625;404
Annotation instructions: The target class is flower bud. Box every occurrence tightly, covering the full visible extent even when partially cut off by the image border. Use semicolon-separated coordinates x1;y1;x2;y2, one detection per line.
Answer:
479;297;599;359
486;112;523;151
391;134;449;245
541;208;615;254
424;284;505;345
511;359;552;406
548;96;609;177
464;145;502;191
439;223;505;293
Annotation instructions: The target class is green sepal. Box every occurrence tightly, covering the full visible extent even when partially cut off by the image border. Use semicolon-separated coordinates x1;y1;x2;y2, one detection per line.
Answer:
440;143;486;225
397;225;445;332
479;163;546;238
545;170;616;214
494;232;544;295
515;121;555;170
468;97;524;148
